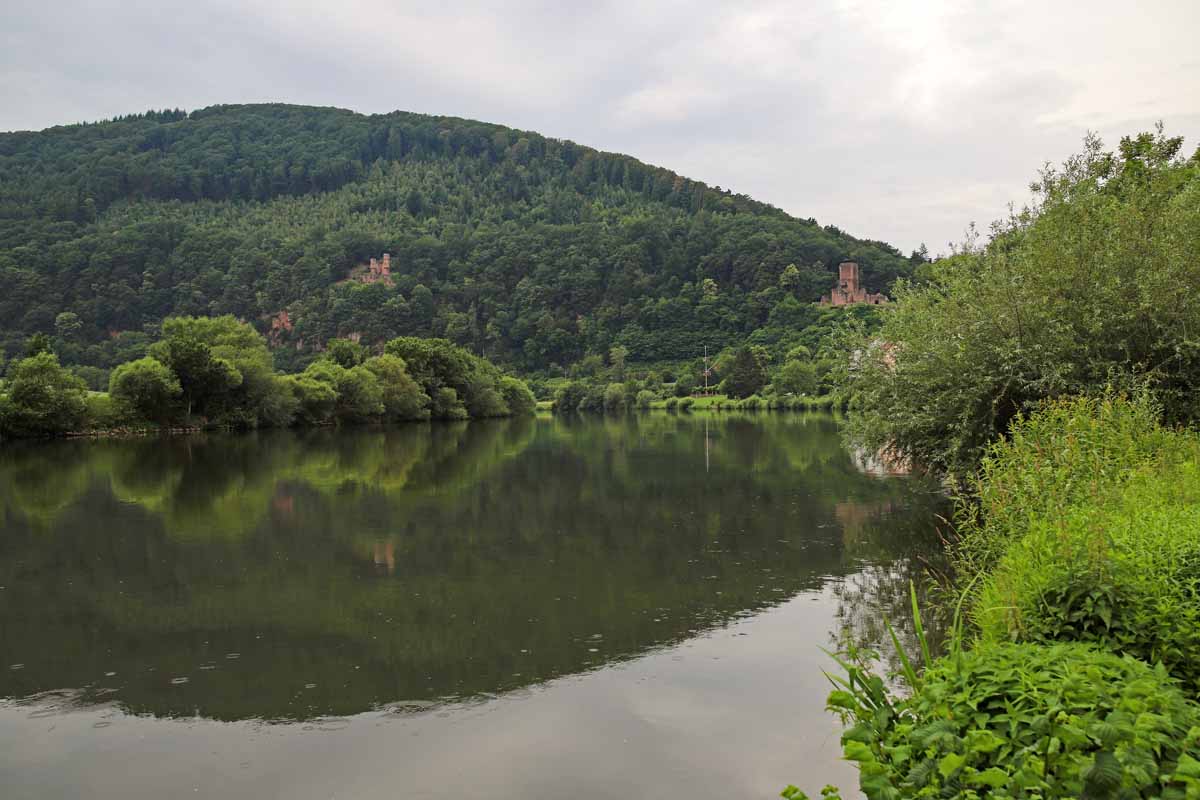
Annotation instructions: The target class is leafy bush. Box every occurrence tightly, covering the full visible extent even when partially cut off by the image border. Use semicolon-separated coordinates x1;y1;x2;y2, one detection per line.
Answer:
384;336;509;418
283;374;337;425
678;397;694;412
498;376;536;416
975;451;1200;692
722;346;768;398
84;392;130;429
950;395;1200;692
553;381;587;414
365;354;431;420
956;394;1173;573
841;130;1200;476
829;641;1200;800
577;385;606;413
108;356;182;425
664;396;679;411
0;352;89;437
739;394;763;411
430;387;469;420
604;382;626;412
635;389;655;409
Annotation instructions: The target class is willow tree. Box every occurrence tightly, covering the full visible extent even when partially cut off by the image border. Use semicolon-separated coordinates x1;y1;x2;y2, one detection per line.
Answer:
840;129;1200;477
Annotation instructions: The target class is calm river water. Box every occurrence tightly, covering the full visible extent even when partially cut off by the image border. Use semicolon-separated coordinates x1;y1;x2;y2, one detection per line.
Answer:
0;413;946;799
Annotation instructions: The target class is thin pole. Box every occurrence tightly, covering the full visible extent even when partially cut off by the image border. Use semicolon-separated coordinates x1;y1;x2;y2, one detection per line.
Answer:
703;345;710;395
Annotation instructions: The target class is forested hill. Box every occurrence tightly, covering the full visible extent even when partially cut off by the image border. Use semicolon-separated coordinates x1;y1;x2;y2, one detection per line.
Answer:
0;103;918;374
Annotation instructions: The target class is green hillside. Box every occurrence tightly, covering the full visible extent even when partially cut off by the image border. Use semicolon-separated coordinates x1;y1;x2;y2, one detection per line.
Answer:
0;103;918;375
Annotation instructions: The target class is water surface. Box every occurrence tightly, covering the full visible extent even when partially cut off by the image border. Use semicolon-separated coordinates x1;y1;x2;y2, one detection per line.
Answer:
0;413;945;799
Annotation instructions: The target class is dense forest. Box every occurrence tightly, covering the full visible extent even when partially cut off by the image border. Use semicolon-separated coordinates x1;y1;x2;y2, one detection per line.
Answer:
0;104;920;381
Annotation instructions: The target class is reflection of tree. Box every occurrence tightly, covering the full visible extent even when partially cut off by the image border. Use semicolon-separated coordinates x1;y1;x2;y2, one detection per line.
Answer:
831;488;954;676
0;414;945;722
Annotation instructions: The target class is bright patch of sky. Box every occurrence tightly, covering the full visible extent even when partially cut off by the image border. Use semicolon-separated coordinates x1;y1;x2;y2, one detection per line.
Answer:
2;0;1196;253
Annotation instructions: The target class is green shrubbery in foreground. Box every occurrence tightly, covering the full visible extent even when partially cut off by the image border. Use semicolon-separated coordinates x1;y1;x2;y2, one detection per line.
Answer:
968;397;1200;692
826;641;1200;799
791;397;1200;799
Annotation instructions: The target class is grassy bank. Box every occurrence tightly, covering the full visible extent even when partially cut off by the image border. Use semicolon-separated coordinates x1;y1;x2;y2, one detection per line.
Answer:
792;396;1200;799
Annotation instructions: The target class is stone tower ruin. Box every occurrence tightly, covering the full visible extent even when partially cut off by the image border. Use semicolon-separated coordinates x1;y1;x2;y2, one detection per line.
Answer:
820;261;888;306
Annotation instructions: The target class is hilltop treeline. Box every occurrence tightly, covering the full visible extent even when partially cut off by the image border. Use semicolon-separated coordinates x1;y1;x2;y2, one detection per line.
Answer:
0;104;918;375
0;316;534;438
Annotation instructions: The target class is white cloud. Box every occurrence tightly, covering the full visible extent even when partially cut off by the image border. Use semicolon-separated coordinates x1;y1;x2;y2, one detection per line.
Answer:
1;0;1196;252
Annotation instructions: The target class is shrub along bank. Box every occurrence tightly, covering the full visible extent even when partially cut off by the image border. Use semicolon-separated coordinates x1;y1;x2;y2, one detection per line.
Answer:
968;397;1200;692
788;396;1200;799
0;316;534;438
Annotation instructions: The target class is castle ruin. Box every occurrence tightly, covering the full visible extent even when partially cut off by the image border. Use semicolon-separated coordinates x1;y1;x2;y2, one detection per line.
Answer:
363;253;393;285
820;261;888;306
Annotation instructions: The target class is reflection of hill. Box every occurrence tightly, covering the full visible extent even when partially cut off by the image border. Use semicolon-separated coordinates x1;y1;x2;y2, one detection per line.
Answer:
0;415;941;722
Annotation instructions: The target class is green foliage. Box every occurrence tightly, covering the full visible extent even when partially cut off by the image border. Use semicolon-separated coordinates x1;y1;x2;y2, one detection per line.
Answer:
23;333;52;358
577;385;606;414
325;338;367;368
722;346;768;399
302;361;384;422
842;129;1200;476
635;389;656;409
0;104;912;373
84;392;126;429
782;786;843;800
384;337;509;419
0;352;89;436
603;382;626;412
776;359;818;396
956;394;1171;573
828;641;1200;800
678;397;695;412
2;315;522;434
554;381;588;414
963;396;1200;692
431;387;469;420
71;365;109;392
498;376;536;416
149;316;246;421
364;354;430;420
108;357;182;425
283;374;338;425
664;396;679;411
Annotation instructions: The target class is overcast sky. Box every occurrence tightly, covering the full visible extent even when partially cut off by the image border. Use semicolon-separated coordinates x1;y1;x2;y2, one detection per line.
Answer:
3;0;1197;252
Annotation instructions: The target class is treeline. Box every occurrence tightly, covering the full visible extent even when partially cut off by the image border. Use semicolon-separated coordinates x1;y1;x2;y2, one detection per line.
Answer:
784;131;1200;799
0;315;534;438
547;306;882;413
842;129;1200;477
0;104;920;375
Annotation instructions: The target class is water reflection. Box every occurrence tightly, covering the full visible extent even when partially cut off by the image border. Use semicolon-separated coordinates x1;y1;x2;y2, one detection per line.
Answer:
0;413;946;725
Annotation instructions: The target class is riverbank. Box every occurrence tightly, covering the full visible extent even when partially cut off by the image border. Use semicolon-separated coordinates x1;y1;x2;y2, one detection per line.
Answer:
796;396;1200;799
535;393;843;414
0;324;536;442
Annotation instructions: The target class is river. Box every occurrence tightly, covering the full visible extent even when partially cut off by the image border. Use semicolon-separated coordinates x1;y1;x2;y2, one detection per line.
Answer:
0;413;946;799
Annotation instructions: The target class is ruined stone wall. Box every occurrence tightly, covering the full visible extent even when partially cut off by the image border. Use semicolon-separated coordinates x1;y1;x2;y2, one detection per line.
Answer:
820;260;888;306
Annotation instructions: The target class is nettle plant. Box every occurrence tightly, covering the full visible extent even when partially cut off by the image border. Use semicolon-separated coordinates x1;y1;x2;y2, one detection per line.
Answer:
963;395;1200;693
787;586;1200;800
